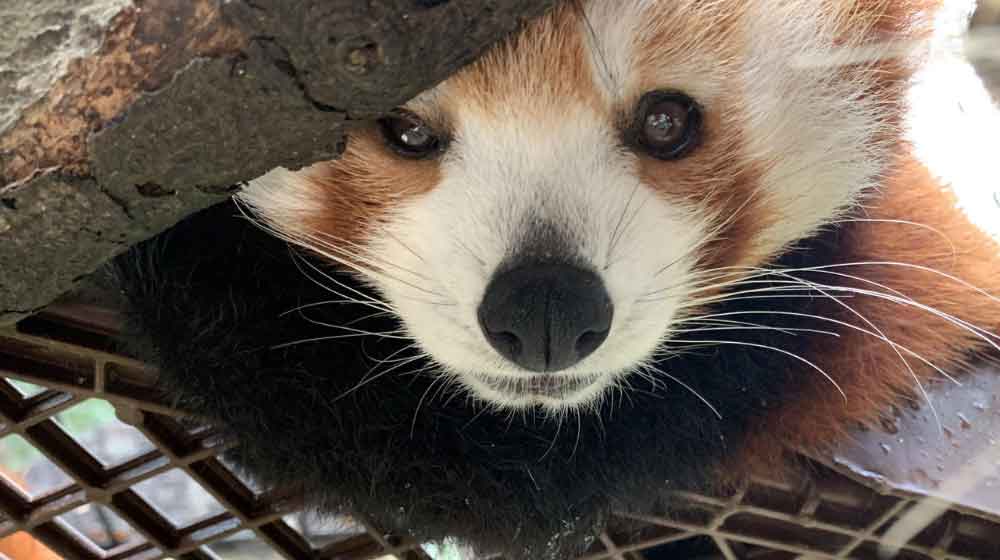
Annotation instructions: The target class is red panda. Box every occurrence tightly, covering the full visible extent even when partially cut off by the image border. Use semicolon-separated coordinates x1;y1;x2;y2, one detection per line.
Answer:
112;1;1000;558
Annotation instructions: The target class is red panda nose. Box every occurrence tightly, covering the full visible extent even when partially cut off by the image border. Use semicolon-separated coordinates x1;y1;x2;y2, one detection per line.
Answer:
477;262;613;372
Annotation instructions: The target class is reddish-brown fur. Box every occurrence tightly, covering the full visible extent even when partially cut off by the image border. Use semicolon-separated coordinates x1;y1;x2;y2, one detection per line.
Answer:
632;14;774;272
739;153;1000;474
638;127;776;273
297;129;442;260
441;3;603;119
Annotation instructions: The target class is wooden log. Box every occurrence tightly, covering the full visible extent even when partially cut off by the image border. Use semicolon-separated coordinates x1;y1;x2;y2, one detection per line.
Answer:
0;0;556;325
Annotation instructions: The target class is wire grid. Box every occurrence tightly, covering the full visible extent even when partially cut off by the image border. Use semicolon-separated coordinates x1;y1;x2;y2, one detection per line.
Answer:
0;302;997;560
0;304;430;560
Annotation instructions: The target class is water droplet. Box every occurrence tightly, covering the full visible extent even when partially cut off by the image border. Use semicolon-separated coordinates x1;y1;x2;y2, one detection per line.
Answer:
880;443;893;454
911;468;939;488
973;402;986;411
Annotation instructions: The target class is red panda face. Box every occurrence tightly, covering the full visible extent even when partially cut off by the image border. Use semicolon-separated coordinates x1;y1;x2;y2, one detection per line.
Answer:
239;0;946;412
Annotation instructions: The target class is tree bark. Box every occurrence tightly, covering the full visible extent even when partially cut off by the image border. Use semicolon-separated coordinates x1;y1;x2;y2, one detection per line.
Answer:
0;0;556;325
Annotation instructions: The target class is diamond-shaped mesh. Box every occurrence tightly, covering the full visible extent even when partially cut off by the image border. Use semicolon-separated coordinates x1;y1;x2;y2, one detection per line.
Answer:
0;291;997;560
0;304;440;560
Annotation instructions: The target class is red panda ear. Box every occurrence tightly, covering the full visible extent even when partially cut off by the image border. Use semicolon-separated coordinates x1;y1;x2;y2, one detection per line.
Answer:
845;0;947;40
822;0;961;135
829;0;962;70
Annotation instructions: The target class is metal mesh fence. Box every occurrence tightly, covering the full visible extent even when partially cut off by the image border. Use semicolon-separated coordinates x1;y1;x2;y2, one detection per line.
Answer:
0;300;997;560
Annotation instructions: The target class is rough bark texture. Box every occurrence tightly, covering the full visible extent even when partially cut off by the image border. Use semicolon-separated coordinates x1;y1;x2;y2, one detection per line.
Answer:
0;0;557;325
1;0;132;133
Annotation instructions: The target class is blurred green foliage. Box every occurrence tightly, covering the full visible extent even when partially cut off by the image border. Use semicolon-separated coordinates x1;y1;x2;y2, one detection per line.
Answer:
0;396;116;472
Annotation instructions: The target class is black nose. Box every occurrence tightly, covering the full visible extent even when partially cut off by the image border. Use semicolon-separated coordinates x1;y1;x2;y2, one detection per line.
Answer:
478;262;613;372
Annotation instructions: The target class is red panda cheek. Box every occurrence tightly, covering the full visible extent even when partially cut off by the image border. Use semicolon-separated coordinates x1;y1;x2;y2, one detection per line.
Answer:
298;130;443;255
635;113;775;275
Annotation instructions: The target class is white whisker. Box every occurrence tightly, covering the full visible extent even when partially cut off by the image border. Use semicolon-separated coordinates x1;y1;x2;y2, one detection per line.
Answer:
640;364;723;419
271;330;410;350
297;231;454;302
673;325;841;337
762;268;942;432
685;310;961;386
674;338;846;399
828;218;957;259
410;372;445;439
332;344;423;403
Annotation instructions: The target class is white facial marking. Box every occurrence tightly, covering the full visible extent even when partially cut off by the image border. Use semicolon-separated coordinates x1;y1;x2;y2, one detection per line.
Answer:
369;104;707;411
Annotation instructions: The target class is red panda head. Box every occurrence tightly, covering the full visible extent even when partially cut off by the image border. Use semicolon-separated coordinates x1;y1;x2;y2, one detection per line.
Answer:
238;0;964;413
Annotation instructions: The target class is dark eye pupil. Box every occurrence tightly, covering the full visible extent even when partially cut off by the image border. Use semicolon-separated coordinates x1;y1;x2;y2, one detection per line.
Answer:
644;110;680;144
379;112;442;158
400;124;431;147
634;91;701;160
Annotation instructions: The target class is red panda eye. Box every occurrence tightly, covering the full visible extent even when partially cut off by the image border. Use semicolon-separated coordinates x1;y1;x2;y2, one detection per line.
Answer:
378;111;443;158
633;91;702;160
